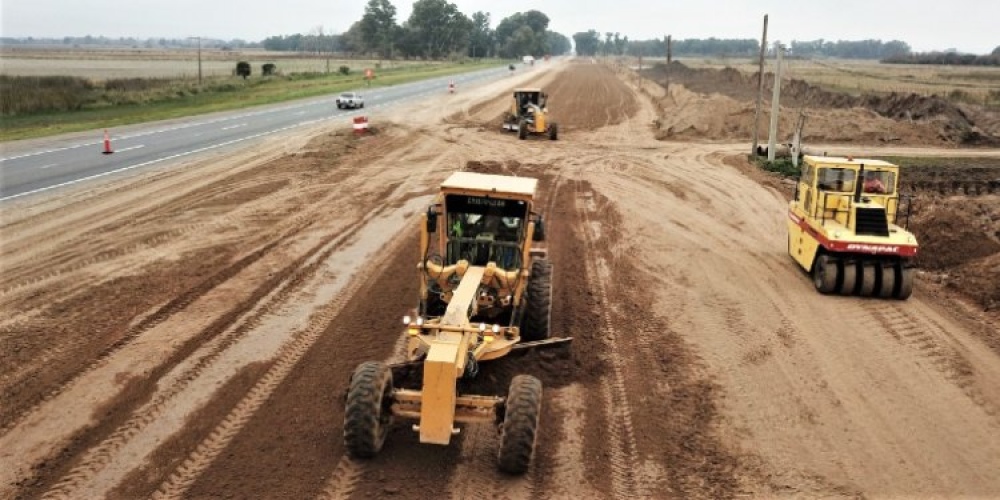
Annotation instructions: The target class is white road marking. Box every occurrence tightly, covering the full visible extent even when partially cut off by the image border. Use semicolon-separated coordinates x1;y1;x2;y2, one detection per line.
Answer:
115;145;146;153
0;125;299;203
221;123;247;131
39;163;58;169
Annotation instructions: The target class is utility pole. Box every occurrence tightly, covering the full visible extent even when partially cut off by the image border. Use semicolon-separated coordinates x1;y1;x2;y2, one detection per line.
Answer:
665;35;672;91
751;14;768;157
188;37;203;86
767;42;784;162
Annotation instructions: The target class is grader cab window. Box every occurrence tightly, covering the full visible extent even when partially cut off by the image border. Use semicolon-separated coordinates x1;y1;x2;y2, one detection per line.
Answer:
445;195;527;268
817;168;857;193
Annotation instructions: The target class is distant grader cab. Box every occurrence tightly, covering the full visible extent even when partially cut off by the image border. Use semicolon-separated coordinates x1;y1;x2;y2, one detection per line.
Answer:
788;155;918;299
502;88;558;140
344;171;569;474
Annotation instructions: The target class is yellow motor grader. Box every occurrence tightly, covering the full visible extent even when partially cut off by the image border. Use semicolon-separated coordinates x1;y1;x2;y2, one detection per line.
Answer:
344;171;569;474
787;155;918;299
502;88;558;140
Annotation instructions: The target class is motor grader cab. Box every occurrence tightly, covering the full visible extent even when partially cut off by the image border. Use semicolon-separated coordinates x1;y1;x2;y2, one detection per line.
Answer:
787;155;918;299
502;88;558;140
344;171;568;474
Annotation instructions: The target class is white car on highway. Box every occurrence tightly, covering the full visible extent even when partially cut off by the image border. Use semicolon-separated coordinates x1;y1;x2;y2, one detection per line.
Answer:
336;92;364;109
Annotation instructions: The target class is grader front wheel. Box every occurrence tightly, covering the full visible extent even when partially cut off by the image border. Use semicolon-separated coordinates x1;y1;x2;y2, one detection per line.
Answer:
344;361;394;458
521;260;553;341
498;375;543;474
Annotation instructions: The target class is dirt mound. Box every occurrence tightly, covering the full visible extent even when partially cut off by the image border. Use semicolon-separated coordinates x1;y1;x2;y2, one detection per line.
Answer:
911;200;1000;270
527;62;638;131
653;85;946;145
645;62;1000;146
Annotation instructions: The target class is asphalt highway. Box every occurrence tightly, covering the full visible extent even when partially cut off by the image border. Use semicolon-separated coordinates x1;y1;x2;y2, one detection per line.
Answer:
0;65;515;202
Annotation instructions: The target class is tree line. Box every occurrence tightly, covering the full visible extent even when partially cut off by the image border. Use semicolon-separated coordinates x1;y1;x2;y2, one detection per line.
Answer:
1;35;255;50
262;0;570;60
571;32;923;60
882;46;1000;66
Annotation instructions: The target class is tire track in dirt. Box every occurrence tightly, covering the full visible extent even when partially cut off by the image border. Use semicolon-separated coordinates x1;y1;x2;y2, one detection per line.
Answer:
32;138;447;498
0;236;275;433
39;218;362;499
0;128;418;436
862;302;1000;422
139;136;459;499
3;127;432;498
571;180;643;498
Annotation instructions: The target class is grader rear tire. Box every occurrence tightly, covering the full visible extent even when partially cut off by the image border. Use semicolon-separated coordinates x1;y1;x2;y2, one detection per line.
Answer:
813;255;838;294
344;361;394;458
518;120;528;140
894;264;914;300
548;123;558;140
521;260;553;341
498;375;542;474
838;261;858;295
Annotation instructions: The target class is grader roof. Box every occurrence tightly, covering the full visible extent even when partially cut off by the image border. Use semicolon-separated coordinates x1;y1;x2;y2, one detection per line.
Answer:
441;172;537;197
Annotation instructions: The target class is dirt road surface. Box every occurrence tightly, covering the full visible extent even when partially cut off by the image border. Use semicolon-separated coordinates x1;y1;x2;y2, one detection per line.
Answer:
3;60;1000;499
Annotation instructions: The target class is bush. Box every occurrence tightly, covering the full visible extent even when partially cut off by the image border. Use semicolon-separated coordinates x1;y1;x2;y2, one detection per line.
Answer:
236;61;251;79
754;157;801;177
262;63;277;76
338;65;350;75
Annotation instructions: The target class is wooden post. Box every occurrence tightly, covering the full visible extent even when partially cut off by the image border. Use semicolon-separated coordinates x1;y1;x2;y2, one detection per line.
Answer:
751;14;768;157
791;111;807;168
665;35;672;91
767;43;784;162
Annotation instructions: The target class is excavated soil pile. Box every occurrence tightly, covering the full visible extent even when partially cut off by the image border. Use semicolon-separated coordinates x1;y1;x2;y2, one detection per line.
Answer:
644;62;1000;146
906;163;1000;311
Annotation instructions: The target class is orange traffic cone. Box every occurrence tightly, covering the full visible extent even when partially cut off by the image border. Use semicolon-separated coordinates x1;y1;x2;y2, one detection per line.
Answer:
102;129;114;154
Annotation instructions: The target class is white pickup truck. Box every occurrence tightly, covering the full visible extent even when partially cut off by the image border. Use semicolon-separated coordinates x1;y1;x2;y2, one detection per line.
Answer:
336;92;364;109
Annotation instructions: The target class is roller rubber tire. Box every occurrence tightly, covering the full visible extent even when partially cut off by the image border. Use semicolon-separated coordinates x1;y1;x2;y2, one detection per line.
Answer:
548;123;558;140
894;264;914;300
859;262;877;297
813;255;838;294
518;120;528;140
497;375;542;474
344;361;394;458
521;260;553;341
838;261;858;295
876;264;896;298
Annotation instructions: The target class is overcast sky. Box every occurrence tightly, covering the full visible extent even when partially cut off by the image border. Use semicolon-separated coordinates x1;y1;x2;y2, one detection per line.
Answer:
1;0;996;54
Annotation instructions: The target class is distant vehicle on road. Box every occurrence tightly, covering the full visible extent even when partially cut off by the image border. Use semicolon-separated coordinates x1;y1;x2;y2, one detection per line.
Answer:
337;92;364;109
